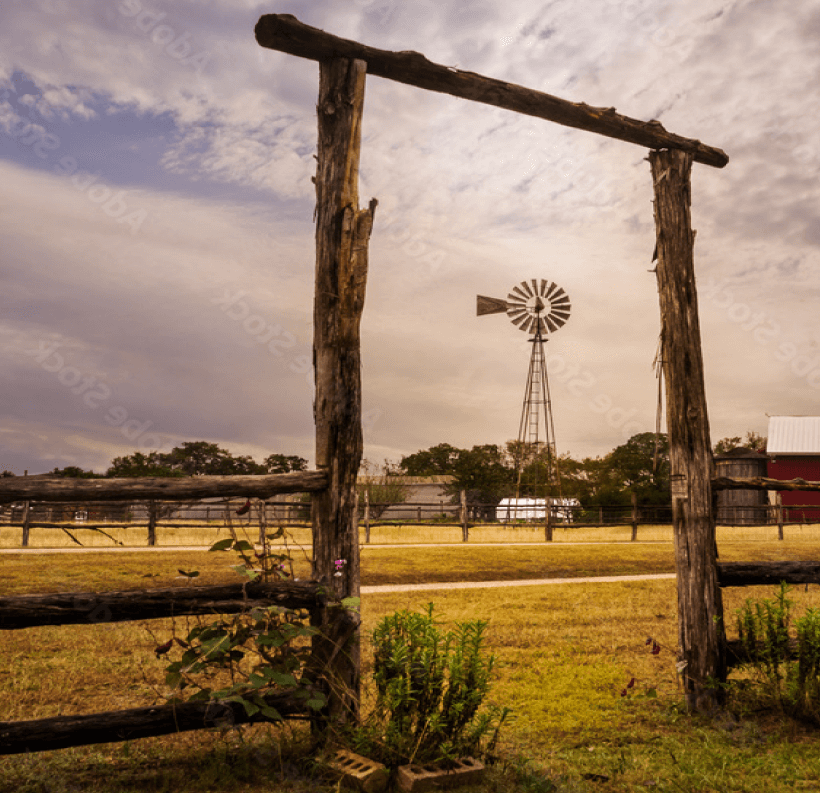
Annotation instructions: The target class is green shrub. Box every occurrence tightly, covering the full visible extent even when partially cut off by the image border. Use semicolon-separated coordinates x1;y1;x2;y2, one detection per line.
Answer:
351;604;509;767
735;582;820;721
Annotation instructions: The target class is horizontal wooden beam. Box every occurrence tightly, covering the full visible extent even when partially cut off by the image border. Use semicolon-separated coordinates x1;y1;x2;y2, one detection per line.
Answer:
0;582;327;630
0;691;310;755
718;561;820;588
0;471;328;504
713;476;820;492
255;13;728;169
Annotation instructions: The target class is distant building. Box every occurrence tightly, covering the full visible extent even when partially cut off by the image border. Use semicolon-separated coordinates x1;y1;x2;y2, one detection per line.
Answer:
714;448;768;525
356;475;456;520
767;416;820;523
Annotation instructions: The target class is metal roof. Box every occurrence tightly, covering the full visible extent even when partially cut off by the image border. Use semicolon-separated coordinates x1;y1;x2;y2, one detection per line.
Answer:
767;416;820;455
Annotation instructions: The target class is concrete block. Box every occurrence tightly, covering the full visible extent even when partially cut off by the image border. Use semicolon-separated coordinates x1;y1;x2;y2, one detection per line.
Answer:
397;756;485;791
328;749;389;793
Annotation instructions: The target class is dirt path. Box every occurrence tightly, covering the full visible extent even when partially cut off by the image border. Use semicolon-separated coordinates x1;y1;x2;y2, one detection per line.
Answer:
361;573;675;594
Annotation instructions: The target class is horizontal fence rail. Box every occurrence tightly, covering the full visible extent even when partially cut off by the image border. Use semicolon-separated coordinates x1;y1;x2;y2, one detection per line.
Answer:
717;561;820;588
0;471;328;504
0;690;312;755
0;581;327;630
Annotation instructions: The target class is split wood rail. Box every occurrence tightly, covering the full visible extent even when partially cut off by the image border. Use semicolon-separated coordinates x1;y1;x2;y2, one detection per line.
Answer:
0;578;334;755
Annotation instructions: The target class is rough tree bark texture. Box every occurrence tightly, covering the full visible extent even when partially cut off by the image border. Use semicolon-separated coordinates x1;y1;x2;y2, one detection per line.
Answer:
0;582;326;630
0;692;309;755
310;56;376;723
0;471;328;503
651;148;726;712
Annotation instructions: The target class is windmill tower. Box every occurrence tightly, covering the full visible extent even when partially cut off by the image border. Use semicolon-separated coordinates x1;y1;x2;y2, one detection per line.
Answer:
477;279;571;501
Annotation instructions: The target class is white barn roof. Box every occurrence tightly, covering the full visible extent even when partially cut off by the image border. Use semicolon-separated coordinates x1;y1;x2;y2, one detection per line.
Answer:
767;416;820;455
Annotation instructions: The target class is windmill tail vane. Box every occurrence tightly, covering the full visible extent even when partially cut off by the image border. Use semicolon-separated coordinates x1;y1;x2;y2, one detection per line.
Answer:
477;279;571;502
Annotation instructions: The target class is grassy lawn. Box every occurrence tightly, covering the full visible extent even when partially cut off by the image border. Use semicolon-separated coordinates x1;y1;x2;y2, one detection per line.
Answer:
2;539;820;791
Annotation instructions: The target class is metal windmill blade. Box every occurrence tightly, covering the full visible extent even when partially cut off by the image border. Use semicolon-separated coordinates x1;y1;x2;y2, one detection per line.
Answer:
503;279;571;336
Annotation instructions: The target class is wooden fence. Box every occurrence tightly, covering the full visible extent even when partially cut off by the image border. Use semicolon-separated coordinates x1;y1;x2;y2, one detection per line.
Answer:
0;581;331;755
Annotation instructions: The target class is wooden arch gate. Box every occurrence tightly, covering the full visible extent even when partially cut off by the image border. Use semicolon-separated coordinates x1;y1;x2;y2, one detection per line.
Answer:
4;17;819;757
254;14;729;711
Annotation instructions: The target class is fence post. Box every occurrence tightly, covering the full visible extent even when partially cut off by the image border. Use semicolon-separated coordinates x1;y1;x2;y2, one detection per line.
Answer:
310;55;375;725
258;498;266;546
777;493;784;541
460;490;468;542
631;492;638;541
147;501;157;547
545;501;553;542
598;505;603;526
651;148;725;711
21;500;31;548
364;489;370;544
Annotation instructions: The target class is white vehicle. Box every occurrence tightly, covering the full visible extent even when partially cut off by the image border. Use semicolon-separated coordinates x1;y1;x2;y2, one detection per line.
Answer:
496;497;579;523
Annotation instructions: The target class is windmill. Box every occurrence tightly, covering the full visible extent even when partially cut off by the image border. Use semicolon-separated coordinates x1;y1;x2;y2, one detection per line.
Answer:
477;279;571;501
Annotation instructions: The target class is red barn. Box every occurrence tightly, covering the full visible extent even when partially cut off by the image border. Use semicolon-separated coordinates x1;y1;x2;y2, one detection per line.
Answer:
767;416;820;523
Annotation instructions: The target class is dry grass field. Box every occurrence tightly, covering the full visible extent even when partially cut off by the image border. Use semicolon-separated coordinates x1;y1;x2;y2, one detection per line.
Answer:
1;519;815;549
2;533;820;791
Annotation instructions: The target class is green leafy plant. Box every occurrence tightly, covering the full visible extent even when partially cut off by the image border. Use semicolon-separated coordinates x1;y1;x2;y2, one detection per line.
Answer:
155;524;327;722
735;582;820;722
350;604;509;767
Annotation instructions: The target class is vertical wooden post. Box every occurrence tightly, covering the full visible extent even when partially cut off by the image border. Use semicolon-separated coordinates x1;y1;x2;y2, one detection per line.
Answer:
310;55;376;725
544;500;553;542
258;499;267;546
776;493;784;541
364;489;371;544
651;148;726;712
598;505;603;526
21;501;31;548
460;490;468;542
631;492;639;542
147;501;157;547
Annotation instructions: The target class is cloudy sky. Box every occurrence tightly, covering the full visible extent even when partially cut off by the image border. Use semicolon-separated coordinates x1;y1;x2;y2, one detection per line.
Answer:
1;0;818;475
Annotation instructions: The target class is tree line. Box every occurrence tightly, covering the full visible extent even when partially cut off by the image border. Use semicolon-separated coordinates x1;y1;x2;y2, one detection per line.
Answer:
36;430;765;512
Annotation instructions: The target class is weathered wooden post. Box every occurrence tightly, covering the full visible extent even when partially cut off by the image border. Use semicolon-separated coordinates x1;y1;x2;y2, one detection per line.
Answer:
310;55;377;724
651;148;726;711
545;501;553;542
776;493;784;541
21;501;31;548
630;492;639;542
363;489;370;544
460;489;469;542
147;501;157;547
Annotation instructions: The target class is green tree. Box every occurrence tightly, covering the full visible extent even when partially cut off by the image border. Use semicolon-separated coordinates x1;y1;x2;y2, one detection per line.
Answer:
50;466;103;478
399;443;515;516
263;454;308;474
399;443;462;476
106;451;183;478
714;431;767;455
161;441;265;476
603;432;670;506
